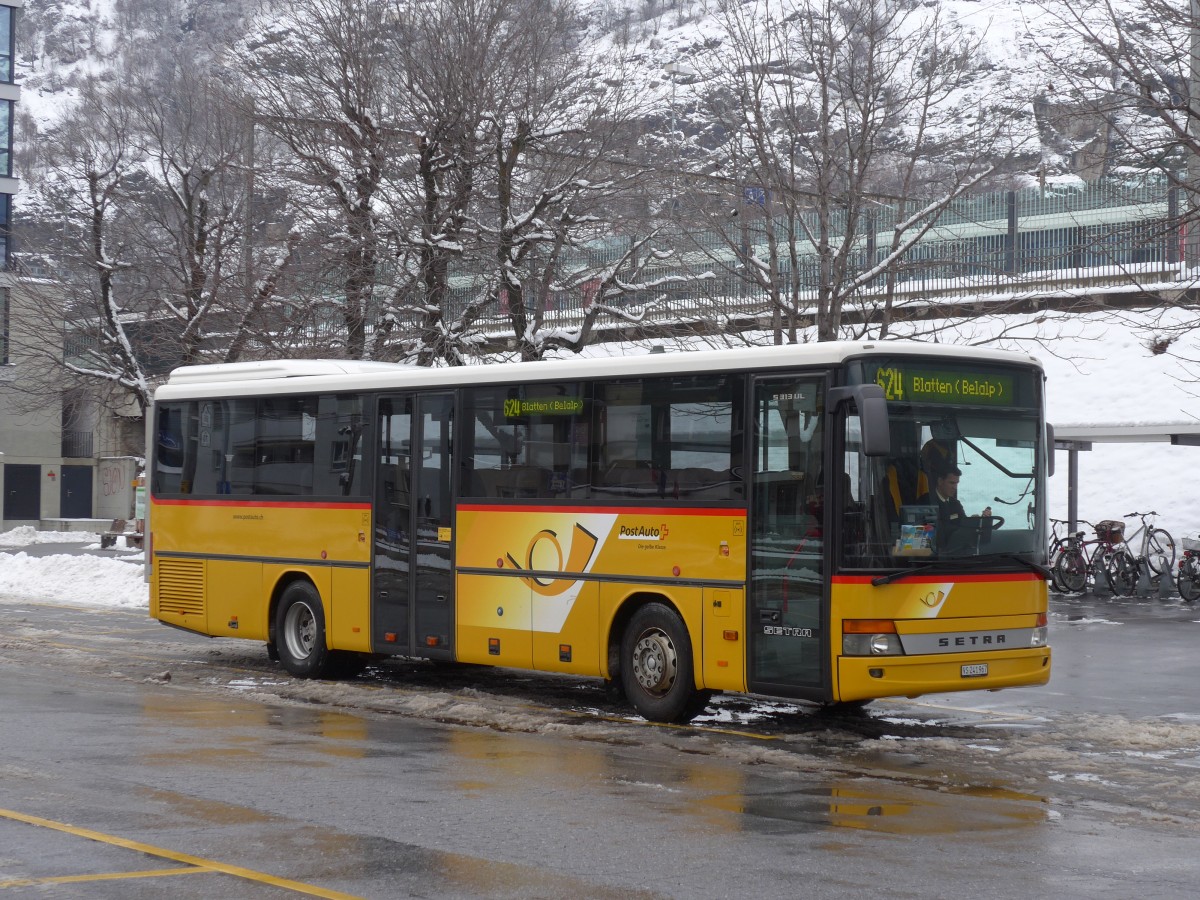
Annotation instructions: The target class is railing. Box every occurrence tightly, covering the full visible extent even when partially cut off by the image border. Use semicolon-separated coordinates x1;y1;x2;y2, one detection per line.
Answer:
427;175;1190;330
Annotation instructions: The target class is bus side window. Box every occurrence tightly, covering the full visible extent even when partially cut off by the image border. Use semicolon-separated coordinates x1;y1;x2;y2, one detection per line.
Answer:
462;384;585;500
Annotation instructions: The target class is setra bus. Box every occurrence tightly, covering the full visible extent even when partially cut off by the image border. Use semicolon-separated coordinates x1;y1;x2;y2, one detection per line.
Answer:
147;341;1051;722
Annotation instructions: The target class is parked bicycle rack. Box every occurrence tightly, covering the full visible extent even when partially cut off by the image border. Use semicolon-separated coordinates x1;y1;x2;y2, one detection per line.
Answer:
1135;560;1177;599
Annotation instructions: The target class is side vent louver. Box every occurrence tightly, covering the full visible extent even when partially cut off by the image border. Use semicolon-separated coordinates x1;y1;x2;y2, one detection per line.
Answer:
157;558;205;618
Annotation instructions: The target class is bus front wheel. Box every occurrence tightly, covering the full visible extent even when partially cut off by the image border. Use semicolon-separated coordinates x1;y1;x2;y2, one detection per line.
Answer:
620;603;710;723
276;581;331;677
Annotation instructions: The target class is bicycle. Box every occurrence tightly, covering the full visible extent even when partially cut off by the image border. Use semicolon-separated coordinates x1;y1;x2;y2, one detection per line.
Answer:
1051;519;1137;596
1114;511;1176;582
1048;518;1075;593
1178;534;1200;602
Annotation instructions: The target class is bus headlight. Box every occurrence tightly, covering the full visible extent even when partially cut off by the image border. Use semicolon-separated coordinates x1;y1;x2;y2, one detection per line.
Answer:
842;633;903;656
1030;612;1048;647
842;619;903;656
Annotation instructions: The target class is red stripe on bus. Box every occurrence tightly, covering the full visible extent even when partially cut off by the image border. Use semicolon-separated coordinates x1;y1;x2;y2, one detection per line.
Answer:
455;504;746;516
151;498;370;510
832;573;1043;584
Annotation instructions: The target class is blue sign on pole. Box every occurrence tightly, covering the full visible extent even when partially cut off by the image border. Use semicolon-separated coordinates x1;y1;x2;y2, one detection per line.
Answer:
743;186;767;206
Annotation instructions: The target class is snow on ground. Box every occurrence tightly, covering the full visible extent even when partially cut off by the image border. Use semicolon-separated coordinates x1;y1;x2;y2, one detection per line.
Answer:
0;530;147;608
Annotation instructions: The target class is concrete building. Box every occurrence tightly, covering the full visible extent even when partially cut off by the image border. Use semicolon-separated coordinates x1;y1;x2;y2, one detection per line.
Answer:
0;0;139;531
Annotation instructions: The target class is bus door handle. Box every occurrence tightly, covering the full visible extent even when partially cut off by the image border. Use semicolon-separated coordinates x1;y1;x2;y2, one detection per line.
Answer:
760;610;782;625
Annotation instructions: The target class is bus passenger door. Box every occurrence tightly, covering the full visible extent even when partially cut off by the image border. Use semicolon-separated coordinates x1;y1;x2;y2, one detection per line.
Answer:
748;375;827;698
374;395;414;653
373;392;455;659
412;393;454;657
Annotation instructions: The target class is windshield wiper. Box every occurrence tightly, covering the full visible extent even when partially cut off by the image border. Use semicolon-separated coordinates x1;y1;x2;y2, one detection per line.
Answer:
870;553;1051;587
871;558;978;586
973;552;1052;579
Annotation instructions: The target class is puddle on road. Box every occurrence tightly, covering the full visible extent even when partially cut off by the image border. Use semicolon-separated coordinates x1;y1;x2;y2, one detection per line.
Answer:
740;783;1046;835
132;664;1059;841
685;775;1048;836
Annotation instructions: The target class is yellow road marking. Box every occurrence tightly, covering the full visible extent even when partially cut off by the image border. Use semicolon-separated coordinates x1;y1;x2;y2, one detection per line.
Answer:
0;808;364;899
0;867;205;888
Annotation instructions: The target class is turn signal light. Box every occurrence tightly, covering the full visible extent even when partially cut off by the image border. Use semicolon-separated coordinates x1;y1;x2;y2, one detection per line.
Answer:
843;619;897;634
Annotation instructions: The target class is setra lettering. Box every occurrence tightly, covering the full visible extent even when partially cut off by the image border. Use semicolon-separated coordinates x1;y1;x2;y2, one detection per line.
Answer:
938;634;1007;647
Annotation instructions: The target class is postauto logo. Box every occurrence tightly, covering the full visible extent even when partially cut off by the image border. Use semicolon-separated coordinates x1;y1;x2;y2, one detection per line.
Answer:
504;523;601;596
617;523;669;540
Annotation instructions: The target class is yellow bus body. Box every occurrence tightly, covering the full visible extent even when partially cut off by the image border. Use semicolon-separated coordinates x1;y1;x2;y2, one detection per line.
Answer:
831;574;1050;701
151;498;370;648
151;497;1047;701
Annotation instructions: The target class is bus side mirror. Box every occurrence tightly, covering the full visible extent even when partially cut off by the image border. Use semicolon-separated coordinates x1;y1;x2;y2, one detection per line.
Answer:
827;384;891;456
1047;423;1055;477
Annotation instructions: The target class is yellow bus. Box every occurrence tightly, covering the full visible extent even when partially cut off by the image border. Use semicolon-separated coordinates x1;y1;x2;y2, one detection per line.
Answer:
148;342;1051;722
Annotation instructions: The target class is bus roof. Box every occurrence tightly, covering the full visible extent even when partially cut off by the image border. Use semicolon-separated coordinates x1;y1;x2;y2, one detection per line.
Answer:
156;341;1045;401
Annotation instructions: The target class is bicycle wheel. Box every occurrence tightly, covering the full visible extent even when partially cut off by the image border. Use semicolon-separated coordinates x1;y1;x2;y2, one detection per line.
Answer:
1047;540;1069;592
1104;549;1138;597
1180;558;1200;603
1053;547;1086;594
1145;528;1176;576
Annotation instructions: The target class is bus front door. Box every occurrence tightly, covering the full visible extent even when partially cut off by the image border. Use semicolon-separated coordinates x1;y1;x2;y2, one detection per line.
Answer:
748;375;827;698
373;392;455;659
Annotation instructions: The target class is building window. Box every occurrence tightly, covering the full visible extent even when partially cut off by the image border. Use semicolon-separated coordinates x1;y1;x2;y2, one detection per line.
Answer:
0;287;8;365
0;7;11;85
0;99;10;178
0;193;9;271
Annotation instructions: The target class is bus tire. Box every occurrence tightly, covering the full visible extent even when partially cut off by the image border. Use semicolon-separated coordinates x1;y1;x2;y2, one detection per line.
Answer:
276;581;331;677
620;603;707;723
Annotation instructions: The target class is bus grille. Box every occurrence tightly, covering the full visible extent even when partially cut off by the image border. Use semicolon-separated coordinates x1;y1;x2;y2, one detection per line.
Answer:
157;558;205;617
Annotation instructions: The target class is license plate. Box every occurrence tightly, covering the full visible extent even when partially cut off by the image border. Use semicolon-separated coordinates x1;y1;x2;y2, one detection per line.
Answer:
961;663;988;678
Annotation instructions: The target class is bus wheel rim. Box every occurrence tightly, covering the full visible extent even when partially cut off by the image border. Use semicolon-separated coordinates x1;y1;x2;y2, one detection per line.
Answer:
285;603;316;660
632;629;677;695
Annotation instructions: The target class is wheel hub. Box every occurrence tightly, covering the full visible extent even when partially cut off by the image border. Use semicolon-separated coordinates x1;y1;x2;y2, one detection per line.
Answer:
285;603;316;660
632;629;677;695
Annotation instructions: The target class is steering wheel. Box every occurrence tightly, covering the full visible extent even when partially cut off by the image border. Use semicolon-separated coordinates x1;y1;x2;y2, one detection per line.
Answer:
984;515;1005;529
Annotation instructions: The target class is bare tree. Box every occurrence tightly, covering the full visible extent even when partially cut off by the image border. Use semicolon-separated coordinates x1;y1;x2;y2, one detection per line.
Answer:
682;0;1023;342
374;0;660;364
1031;0;1199;238
11;80;156;414
11;65;299;420
237;0;403;360
476;0;656;361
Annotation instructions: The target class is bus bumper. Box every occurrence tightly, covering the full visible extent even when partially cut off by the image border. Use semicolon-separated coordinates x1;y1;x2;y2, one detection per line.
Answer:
837;647;1051;702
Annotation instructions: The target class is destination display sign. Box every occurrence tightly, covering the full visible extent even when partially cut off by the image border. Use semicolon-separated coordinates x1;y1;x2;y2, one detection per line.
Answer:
870;364;1016;406
503;396;585;417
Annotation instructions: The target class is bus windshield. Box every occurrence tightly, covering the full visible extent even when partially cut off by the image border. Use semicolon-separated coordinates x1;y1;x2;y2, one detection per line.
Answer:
841;359;1044;569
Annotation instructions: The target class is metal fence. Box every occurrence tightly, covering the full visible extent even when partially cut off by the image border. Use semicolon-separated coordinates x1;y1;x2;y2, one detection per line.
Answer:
434;176;1186;332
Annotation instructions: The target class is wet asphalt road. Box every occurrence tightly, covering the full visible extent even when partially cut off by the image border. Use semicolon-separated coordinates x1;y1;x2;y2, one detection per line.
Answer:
2;548;1200;896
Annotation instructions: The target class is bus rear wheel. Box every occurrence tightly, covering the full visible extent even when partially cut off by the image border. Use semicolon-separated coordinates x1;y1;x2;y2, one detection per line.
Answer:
276;581;331;677
620;603;710;723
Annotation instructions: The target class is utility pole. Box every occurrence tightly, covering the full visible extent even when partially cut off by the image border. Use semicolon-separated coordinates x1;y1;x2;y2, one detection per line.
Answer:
1188;0;1200;270
242;100;256;308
